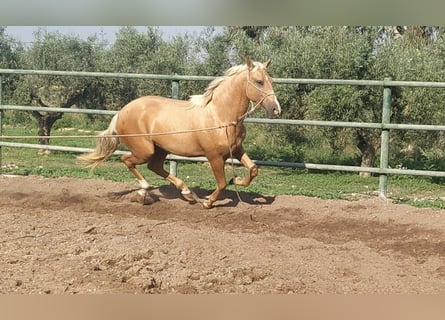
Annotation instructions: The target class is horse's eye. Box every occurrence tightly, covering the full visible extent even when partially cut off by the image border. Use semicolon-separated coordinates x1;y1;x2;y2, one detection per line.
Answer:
256;80;264;86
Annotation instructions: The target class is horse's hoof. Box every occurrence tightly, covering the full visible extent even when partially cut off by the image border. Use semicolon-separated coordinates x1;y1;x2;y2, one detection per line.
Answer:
229;176;243;185
181;190;198;203
202;200;213;209
131;192;155;205
143;194;156;205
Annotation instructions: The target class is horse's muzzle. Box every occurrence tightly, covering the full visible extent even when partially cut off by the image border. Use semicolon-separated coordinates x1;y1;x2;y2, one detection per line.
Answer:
263;97;282;119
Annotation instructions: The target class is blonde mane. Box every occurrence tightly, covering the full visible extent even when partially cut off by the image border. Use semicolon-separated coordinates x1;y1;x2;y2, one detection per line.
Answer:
189;63;255;108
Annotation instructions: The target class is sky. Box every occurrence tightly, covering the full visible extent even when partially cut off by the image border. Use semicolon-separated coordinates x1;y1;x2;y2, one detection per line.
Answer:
4;26;209;45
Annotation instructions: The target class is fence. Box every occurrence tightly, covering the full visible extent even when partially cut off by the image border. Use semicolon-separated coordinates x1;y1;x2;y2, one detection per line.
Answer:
2;68;445;200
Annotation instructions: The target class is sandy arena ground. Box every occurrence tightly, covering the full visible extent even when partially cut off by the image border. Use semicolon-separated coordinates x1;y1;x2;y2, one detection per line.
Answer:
0;175;444;293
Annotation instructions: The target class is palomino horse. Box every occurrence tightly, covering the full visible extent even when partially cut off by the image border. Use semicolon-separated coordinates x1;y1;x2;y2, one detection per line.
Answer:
78;57;281;208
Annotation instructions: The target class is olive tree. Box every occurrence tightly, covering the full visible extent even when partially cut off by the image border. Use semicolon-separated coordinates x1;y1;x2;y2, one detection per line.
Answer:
12;29;106;146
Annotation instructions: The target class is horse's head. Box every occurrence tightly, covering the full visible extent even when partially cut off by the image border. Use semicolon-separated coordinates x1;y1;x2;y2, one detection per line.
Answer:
245;57;281;118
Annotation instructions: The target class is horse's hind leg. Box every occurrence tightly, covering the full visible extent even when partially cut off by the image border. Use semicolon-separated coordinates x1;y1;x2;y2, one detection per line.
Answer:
147;147;197;203
121;151;154;204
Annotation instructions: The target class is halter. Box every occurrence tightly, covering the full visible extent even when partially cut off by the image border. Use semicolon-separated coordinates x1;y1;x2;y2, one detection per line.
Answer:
242;68;276;120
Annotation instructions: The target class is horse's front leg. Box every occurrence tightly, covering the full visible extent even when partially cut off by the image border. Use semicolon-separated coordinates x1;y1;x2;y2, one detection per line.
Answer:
204;156;227;209
230;148;258;187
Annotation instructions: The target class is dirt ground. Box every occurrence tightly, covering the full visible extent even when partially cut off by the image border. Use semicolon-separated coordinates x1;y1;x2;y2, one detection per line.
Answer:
0;174;444;294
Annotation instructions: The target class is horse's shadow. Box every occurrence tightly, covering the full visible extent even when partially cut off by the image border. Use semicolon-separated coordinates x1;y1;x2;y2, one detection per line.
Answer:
158;184;276;208
107;184;276;208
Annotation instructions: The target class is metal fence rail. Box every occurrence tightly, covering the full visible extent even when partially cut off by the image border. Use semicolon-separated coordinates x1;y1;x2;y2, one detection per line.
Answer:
2;68;445;199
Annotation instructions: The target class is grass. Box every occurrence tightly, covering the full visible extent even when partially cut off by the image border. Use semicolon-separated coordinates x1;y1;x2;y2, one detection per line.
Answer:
2;126;445;209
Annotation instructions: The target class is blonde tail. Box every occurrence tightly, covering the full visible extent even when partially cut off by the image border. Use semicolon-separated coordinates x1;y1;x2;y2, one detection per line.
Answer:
77;113;120;171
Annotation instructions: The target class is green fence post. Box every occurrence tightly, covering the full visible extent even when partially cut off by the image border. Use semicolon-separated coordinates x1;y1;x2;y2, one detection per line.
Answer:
379;78;392;199
171;78;179;100
169;78;180;177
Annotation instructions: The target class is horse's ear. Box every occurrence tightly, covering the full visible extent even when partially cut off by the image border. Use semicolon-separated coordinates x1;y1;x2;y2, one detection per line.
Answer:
263;59;271;68
246;56;254;70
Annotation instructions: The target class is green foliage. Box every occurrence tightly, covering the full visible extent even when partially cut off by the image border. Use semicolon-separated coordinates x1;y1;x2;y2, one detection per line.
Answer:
0;27;22;69
0;27;24;104
105;26;163;73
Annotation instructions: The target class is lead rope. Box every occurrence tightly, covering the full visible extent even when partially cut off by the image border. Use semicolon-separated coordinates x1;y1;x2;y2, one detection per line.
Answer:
0;123;235;140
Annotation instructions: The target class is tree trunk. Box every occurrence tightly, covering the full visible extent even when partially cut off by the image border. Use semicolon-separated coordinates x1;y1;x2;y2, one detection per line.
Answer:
356;129;379;177
32;111;63;154
33;111;63;146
